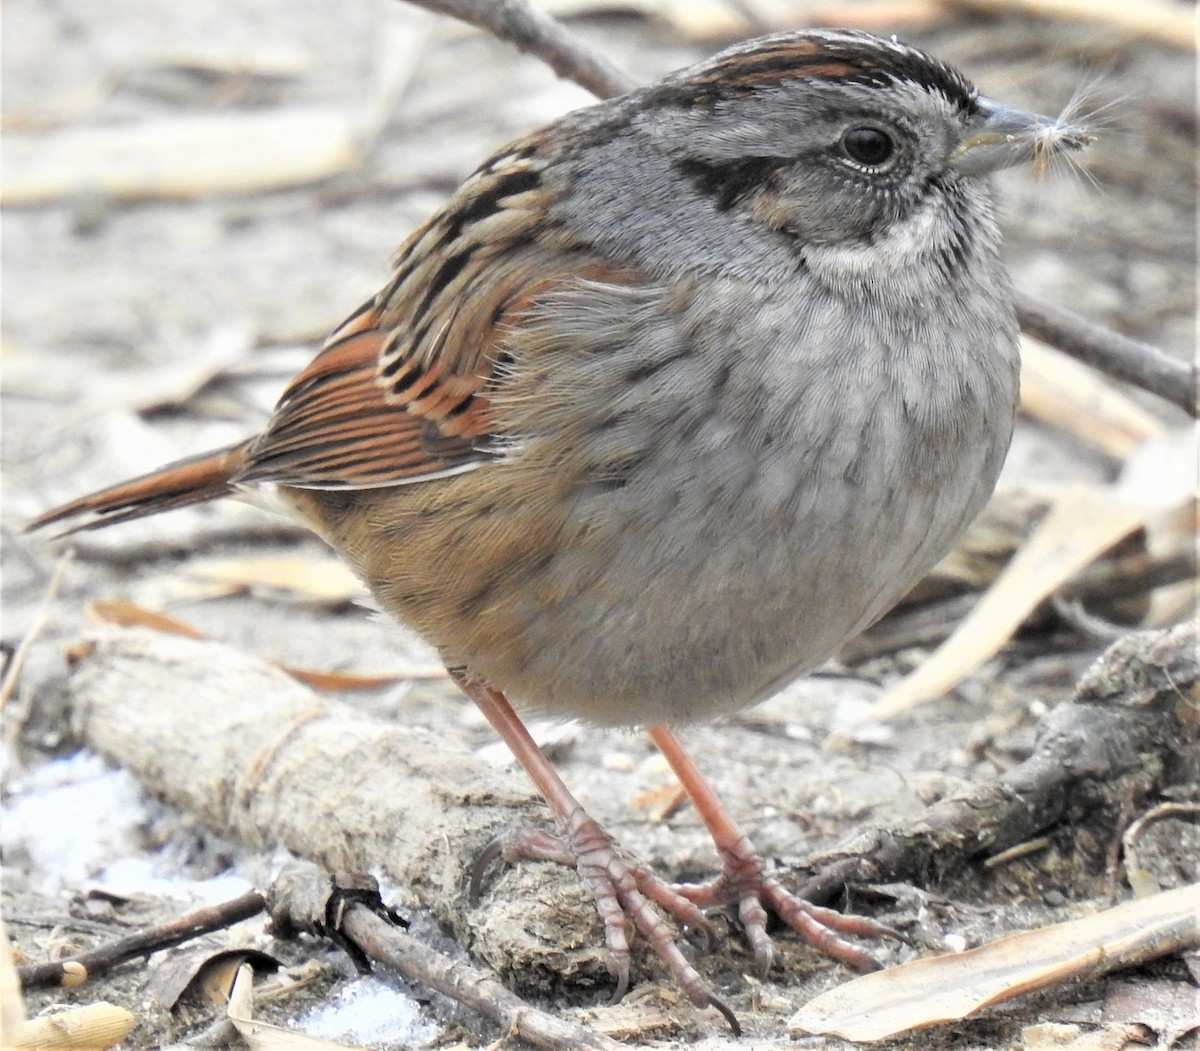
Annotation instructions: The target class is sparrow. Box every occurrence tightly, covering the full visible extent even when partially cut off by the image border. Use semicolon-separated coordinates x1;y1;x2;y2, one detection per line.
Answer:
28;28;1092;1029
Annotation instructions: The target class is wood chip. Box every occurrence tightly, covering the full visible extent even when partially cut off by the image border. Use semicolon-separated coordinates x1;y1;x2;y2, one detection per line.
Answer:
8;1002;135;1050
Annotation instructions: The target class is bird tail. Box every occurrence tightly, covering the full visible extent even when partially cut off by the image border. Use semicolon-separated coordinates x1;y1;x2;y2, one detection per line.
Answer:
25;440;254;536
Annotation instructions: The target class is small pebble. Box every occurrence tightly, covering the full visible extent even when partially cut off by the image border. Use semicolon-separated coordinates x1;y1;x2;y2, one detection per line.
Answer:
943;932;968;953
784;722;814;742
601;751;635;772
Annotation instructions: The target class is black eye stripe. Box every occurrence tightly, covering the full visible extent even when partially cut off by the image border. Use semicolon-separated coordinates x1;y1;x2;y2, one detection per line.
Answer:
674;156;787;211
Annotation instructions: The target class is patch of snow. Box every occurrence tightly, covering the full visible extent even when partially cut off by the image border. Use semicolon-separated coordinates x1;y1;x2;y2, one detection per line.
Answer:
2;752;146;890
294;975;438;1048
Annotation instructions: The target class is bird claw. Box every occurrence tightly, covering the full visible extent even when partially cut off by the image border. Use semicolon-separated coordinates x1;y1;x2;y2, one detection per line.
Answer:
675;835;901;975
469;812;739;1033
470;815;894;1035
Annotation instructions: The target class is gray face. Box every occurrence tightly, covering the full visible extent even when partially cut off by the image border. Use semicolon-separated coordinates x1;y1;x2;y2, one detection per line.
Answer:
546;29;1084;284
640;76;972;244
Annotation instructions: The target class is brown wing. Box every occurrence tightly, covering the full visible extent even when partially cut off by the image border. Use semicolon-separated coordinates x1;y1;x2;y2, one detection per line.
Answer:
233;329;486;488
237;139;617;491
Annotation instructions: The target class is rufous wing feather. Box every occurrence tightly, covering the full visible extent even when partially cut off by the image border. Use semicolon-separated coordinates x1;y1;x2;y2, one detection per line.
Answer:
233;140;631;492
234;330;493;489
24;441;253;536
26;137;638;530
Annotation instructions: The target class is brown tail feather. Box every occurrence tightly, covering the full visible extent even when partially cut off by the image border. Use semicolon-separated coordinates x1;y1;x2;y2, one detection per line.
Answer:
25;440;254;536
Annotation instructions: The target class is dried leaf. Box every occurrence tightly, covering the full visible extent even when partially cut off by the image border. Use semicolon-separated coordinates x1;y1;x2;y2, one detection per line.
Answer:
87;600;434;691
147;944;280;1009
854;487;1184;729
1117;435;1199;627
227;962;366;1050
88;599;206;639
284;667;410;692
808;0;945;28
2;108;365;204
630;783;688;821
2;14;424;204
1020;338;1165;460
1021;1022;1150;1051
181;556;366;605
790;882;1200;1040
116;325;253;416
140;47;313;80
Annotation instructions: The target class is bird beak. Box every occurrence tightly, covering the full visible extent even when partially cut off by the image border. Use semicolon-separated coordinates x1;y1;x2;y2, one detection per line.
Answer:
951;96;1094;176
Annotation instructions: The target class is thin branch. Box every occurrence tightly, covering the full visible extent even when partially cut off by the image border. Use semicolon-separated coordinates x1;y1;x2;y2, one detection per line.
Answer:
842;546;1197;664
401;0;1193;417
1017;292;1197;417
1069;548;1198;606
345;906;628;1051
270;861;627;1051
414;0;636;98
0;550;73;712
17;892;267;990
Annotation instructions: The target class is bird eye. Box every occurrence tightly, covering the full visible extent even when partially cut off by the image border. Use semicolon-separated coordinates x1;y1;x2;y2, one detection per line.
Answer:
840;126;895;168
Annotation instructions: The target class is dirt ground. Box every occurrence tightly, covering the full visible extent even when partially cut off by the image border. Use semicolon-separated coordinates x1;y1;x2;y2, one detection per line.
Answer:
2;1;1196;1049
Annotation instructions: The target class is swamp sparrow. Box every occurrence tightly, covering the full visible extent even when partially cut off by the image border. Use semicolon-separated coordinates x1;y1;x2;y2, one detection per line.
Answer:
29;28;1092;1029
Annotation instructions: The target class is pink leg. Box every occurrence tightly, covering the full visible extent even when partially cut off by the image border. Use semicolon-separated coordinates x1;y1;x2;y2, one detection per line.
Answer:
647;724;899;975
454;673;739;1033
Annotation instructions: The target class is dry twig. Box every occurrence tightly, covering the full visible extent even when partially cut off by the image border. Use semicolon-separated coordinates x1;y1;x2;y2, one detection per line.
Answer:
269;861;627;1051
0;550;73;712
845;546;1197;663
797;621;1198;904
415;0;637;97
1017;293;1197;417
17;892;266;991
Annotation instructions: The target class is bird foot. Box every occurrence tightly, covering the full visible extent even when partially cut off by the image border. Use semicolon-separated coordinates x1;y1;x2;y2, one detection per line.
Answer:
672;833;903;976
471;807;742;1035
472;814;901;1032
